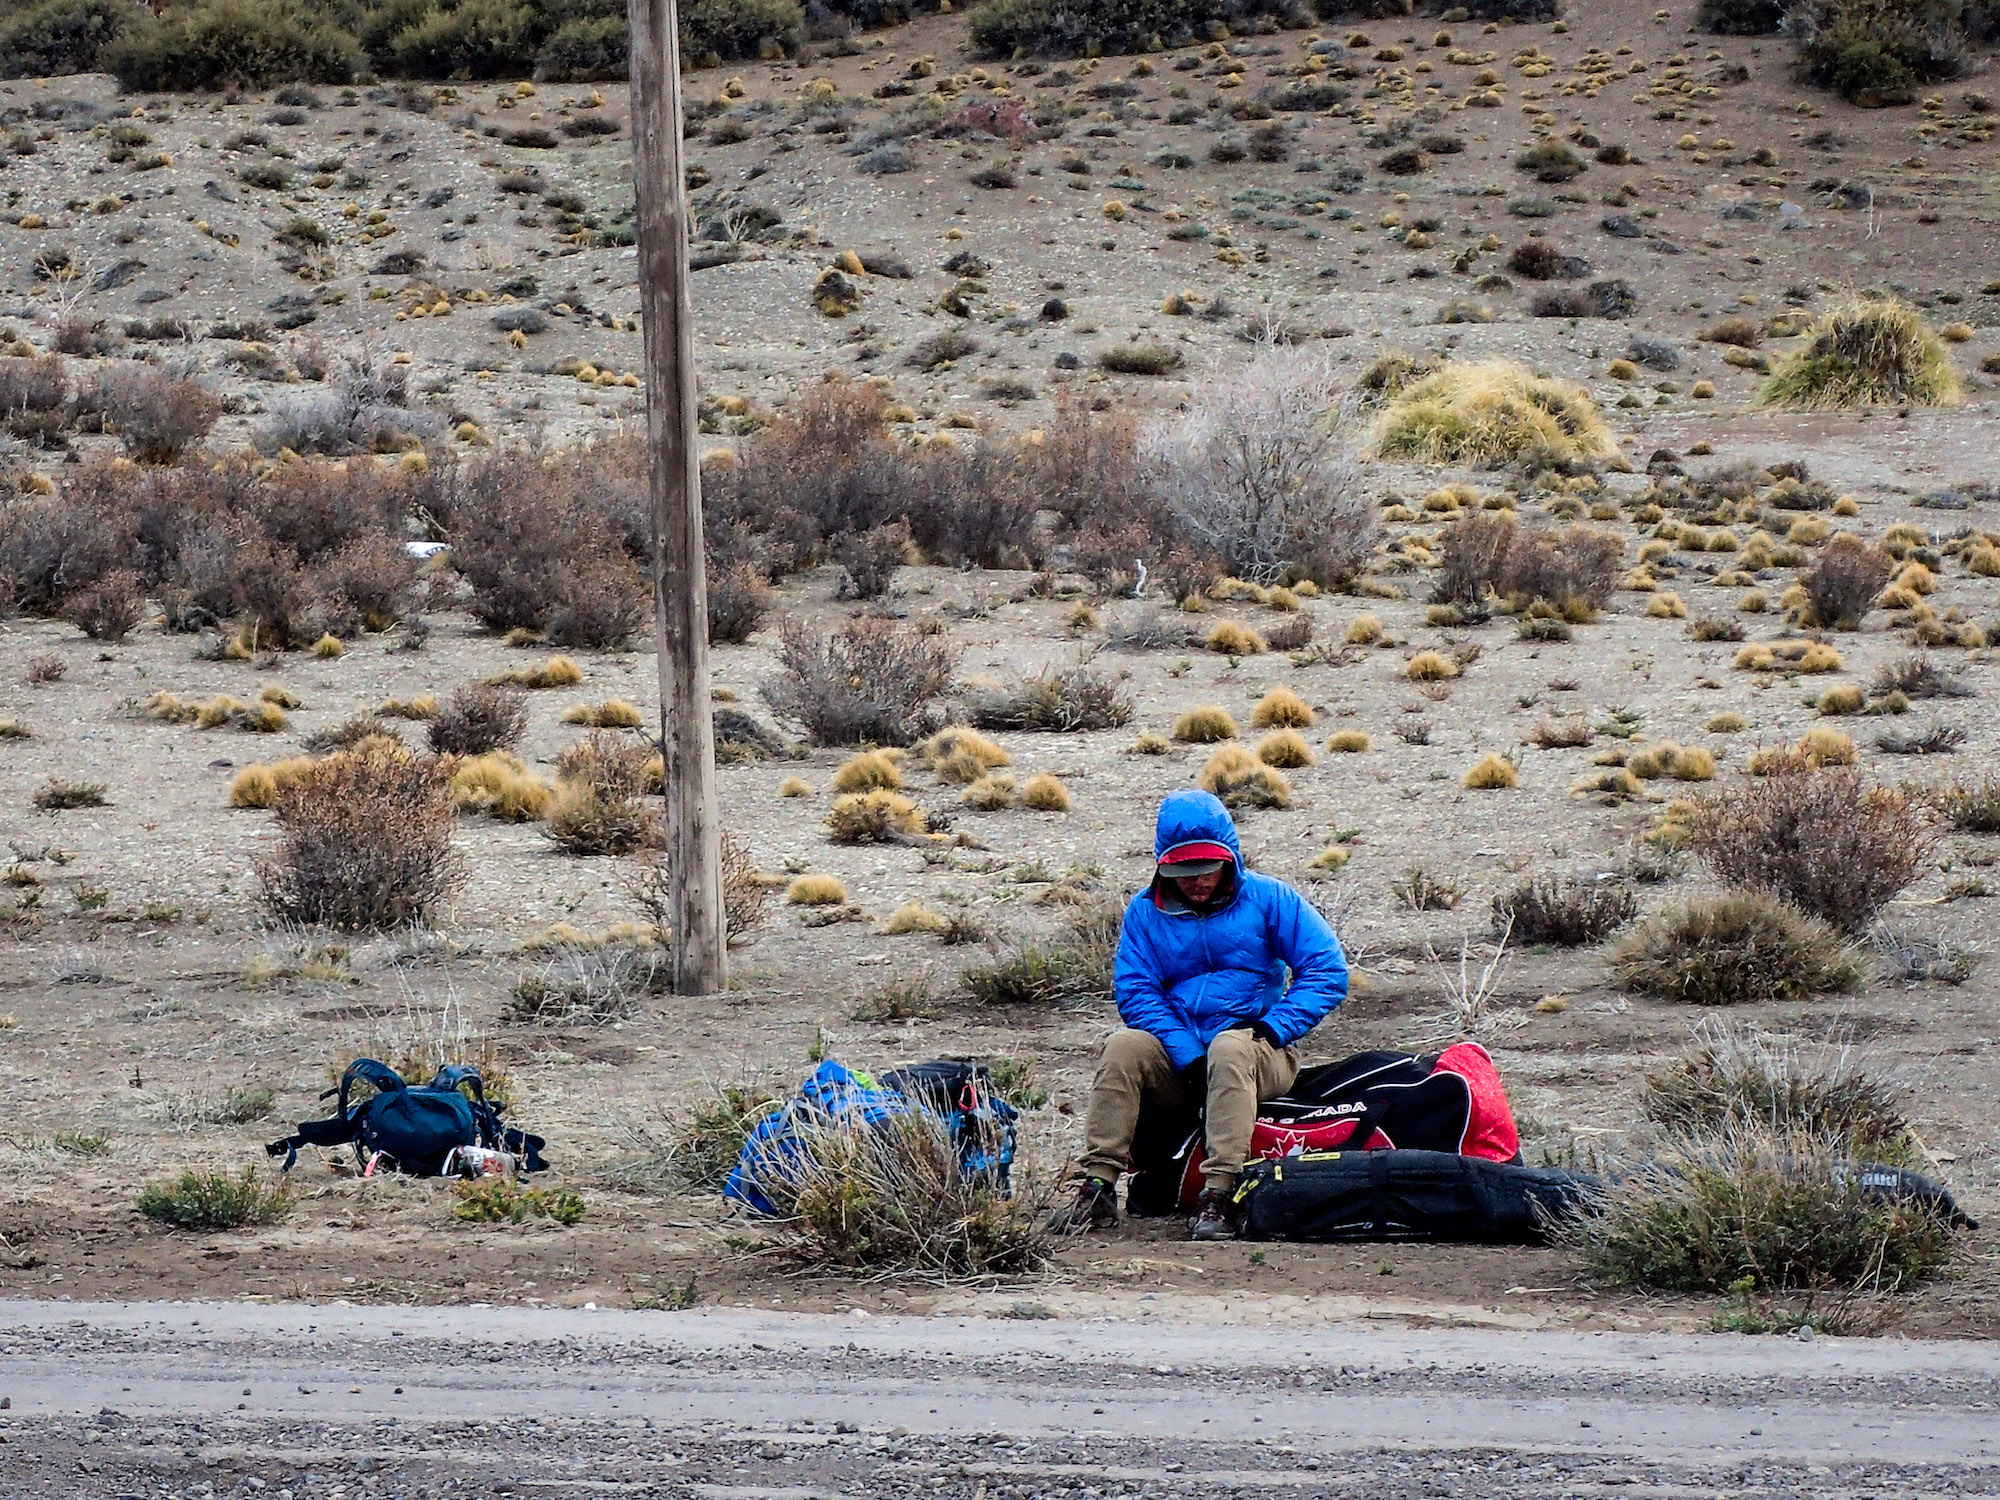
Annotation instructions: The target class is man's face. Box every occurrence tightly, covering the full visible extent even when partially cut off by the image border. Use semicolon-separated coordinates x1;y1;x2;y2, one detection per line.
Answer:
1171;866;1225;904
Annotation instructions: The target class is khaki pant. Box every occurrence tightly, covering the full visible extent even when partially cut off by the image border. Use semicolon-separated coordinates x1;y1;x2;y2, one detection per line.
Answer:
1076;1026;1299;1193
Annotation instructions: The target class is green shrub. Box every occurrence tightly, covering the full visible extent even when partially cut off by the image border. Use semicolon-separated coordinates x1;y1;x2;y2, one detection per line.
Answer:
970;0;1237;58
138;1168;292;1230
534;13;626;78
1645;1018;1919;1166
1696;0;1785;32
680;0;803;61
1788;0;1967;106
1577;1128;1957;1294
383;0;544;80
106;0;362;91
0;0;138;79
1613;891;1860;1006
452;1178;586;1224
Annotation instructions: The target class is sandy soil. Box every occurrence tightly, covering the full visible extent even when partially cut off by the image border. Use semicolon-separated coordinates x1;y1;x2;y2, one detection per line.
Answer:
1;0;1999;1334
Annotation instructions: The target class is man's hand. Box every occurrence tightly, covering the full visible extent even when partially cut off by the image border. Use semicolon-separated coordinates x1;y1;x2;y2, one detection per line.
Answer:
1177;1056;1207;1099
1228;1019;1285;1049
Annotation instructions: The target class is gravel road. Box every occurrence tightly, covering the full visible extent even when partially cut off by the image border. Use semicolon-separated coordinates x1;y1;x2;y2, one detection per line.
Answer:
3;1299;1997;1498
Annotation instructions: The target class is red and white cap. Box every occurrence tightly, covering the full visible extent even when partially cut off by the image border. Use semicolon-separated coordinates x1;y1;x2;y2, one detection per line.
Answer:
1156;839;1233;876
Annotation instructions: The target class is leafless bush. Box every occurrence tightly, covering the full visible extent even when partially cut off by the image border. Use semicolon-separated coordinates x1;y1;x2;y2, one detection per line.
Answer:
256;354;438;457
98;366;219;464
966;656;1134;732
625;828;768;945
1429;511;1513;609
1694;765;1935;932
427;684;528;756
256;743;464;931
545;732;656;856
765;615;959;746
1496;524;1624;617
1145;347;1376;588
1873;653;1973;701
1494;873;1638;945
830;521;908;599
707;557;772;644
1803;535;1894;629
506;944;661;1025
60;568;147;641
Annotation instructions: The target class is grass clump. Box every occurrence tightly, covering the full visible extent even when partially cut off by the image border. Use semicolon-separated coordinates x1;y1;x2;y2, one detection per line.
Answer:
1020;773;1071;812
962;902;1119;1007
1405;649;1460;681
487;655;583;690
1644;1018;1918;1166
1326;729;1371;753
1249;686;1314;730
1935;775;2000;833
828;789;927;843
1577;1127;1956;1294
1758;299;1962;410
448;751;554;822
962;773;1018;810
1694;764;1932;932
34;778;108;810
1172;706;1238;743
1372;360;1618;470
786;874;848;906
1495;874;1638;946
1256;729;1314;769
749;1107;1047;1277
1462;753;1519;790
1198;745;1291;809
916;727;1011;783
883;903;952;935
561;699;643;729
1205;620;1268;656
1613;891;1860;1005
830;749;904;794
545;733;655;856
138;1168;291;1231
967;660;1134;732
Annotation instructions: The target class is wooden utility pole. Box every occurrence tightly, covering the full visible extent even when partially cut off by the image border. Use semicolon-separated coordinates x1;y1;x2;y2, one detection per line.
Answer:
626;0;725;994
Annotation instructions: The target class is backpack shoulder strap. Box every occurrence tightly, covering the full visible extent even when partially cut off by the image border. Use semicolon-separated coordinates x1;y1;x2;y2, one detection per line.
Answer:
265;1059;405;1171
428;1064;486;1103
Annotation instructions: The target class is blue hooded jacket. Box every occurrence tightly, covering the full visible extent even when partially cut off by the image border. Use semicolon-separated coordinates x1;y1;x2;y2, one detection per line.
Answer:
1113;789;1349;1072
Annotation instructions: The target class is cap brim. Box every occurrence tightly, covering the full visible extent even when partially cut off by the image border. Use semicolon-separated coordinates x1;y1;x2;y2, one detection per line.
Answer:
1158;857;1228;877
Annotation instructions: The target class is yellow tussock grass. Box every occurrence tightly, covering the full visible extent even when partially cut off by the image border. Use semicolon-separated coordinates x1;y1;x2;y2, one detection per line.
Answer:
561;699;644;729
378;694;440;720
962;773;1018;810
1645;592;1687;619
830;749;905;793
1206;619;1268;655
1371;358;1620;468
449;752;554;821
917;727;1010;781
1131;732;1172;755
258;686;300;709
1706;712;1747;733
1817;684;1864;716
778;775;813;798
1173;706;1238;743
487;656;584;689
1462;753;1519;790
1325;729;1371;753
1197;745;1290;809
827;789;926;842
1021;773;1072;812
228;756;317;808
1345;614;1384;645
1405;650;1459;681
883;903;950;935
1249;686;1314;729
786;874;848;906
1255;729;1314;768
311;634;345;659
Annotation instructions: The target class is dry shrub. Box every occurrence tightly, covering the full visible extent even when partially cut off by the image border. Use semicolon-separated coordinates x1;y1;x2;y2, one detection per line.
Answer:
621;1076;785;1193
1936;775;2000;833
961;901;1119;1006
1144;346;1376;587
546;732;657;856
967;658;1133;732
427;684;528;756
1497;524;1624;618
751;1107;1047;1277
1613;891;1860;1005
1429;511;1514;609
765;615;958;746
1694;765;1933;932
1506;240;1573;280
61;567;147;641
1645;1018;1916;1165
1802;534;1894;629
98;366;220;463
507;944;660;1026
1758;298;1962;409
625;828;768;947
1576;1126;1957;1294
708;559;773;644
1100;341;1183;376
256;741;463;930
1872;652;1972;701
1372;359;1618;470
1494;874;1638;946
830;521;909;600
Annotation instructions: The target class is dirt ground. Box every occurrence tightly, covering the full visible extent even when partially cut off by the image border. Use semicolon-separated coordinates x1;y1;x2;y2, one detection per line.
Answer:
2;0;1999;1334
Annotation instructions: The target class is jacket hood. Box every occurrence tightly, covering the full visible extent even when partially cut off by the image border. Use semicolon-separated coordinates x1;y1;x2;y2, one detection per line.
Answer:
1153;789;1243;871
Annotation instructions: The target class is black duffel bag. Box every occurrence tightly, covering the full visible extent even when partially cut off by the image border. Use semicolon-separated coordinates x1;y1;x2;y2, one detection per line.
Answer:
1234;1148;1602;1244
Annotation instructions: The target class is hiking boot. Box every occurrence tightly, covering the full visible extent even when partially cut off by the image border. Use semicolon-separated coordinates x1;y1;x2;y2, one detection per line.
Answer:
1189;1186;1240;1242
1047;1176;1119;1236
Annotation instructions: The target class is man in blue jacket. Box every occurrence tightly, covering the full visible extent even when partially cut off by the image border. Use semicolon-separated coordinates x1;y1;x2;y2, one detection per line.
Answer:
1052;789;1349;1241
